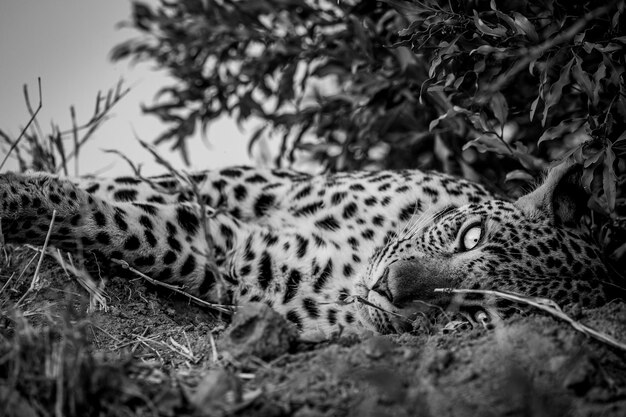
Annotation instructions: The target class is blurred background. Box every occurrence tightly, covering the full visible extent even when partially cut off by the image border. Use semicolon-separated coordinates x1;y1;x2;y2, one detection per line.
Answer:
0;0;251;175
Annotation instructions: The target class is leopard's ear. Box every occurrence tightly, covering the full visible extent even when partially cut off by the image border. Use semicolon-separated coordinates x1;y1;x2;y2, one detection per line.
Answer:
515;159;588;227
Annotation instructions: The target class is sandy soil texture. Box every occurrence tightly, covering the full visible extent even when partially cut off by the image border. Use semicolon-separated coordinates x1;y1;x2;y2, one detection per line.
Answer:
1;248;625;417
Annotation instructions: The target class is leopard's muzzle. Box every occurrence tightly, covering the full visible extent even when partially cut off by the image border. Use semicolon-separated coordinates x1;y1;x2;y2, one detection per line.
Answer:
362;258;457;333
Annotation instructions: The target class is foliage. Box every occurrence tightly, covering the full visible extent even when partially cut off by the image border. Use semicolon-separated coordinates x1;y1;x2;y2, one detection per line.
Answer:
113;0;625;263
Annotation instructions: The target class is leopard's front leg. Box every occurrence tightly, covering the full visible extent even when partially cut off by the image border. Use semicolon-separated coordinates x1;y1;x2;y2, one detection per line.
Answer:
0;172;244;302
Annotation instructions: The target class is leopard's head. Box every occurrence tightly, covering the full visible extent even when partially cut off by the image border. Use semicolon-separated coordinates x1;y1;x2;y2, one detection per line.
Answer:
355;160;623;334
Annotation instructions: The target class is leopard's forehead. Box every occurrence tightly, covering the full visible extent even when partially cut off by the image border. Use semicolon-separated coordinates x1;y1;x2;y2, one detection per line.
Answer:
428;199;544;236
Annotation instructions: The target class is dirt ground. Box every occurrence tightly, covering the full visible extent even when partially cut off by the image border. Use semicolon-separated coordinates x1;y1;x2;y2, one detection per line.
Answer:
1;247;626;417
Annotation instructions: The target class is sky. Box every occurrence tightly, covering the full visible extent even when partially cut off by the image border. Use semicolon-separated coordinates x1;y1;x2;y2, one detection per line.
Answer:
0;1;251;176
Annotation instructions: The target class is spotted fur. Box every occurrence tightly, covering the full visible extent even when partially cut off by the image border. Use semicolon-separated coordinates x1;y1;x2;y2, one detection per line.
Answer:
0;162;620;338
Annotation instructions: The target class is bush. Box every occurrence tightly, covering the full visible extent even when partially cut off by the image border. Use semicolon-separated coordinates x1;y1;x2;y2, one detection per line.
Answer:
112;0;625;265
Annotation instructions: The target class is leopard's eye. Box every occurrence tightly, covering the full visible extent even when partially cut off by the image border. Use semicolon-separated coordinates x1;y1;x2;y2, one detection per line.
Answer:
461;224;482;251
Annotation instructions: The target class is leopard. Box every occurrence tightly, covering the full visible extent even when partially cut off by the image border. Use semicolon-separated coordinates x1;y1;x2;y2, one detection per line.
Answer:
0;158;621;339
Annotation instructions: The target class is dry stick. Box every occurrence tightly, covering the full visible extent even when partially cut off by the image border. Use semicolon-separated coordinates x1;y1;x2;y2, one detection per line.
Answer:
16;209;57;307
484;2;617;95
110;258;234;314
434;288;626;352
0;78;42;171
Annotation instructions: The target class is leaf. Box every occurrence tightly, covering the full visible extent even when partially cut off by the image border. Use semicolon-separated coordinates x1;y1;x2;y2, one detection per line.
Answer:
537;118;585;145
463;133;511;156
428;53;443;78
278;63;297;103
603;143;616;213
398;20;421;37
349;15;373;59
238;91;265;122
512;12;538;41
581;165;597;194
474;59;486;73
429;106;472;131
493;9;518;34
470;45;507;55
512;142;546;171
467;112;490;132
572;56;594;100
311;62;346;78
505;170;534;182
489;92;508;126
543;57;574;126
530;96;540;121
592;62;606;106
132;2;155;31
583;149;604;168
591;43;623;53
247;125;267;156
453;74;466;89
380;0;428;16
472;10;507;37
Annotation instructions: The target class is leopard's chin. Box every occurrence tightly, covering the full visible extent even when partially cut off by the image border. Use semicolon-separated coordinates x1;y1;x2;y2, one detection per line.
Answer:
355;277;454;334
353;285;412;334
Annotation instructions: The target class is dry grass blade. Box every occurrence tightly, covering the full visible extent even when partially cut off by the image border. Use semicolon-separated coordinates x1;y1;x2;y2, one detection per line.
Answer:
49;249;108;312
110;258;234;314
434;288;626;352
102;148;144;176
209;331;219;363
0;253;38;301
118;140;229;303
70;106;79;176
16;209;56;306
132;334;196;362
0;78;42;171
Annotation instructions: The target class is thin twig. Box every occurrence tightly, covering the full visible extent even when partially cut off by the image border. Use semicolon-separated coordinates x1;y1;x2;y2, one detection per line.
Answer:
435;288;626;352
0;78;42;171
110;258;234;314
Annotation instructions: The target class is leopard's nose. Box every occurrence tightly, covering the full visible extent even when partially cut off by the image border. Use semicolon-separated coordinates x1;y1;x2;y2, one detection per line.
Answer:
372;267;394;301
372;259;452;307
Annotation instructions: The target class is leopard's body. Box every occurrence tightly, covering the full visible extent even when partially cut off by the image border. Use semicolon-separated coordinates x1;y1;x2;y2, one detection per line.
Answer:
0;163;619;338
